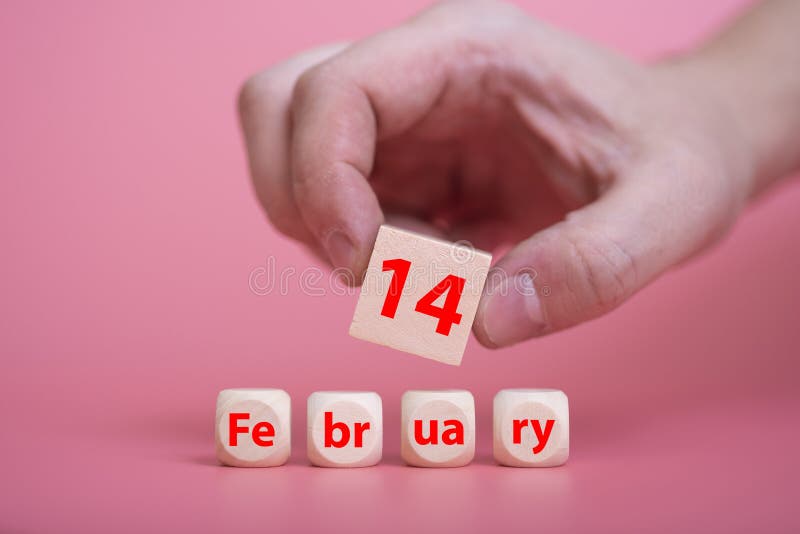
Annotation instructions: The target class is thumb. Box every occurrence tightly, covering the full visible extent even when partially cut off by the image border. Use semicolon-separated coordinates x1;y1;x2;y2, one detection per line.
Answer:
473;163;738;347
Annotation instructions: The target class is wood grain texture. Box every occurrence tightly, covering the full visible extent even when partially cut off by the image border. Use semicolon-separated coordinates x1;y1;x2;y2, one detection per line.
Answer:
401;389;475;468
493;389;569;467
215;388;291;467
350;225;492;365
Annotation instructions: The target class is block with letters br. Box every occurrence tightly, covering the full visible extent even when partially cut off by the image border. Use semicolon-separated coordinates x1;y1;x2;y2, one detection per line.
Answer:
307;391;383;468
349;225;492;365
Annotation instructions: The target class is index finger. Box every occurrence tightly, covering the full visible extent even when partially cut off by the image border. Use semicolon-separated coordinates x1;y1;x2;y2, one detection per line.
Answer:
288;14;456;280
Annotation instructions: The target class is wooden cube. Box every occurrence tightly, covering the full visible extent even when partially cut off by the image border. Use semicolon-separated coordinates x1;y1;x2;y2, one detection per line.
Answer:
215;388;291;467
350;225;492;366
493;389;569;467
401;389;475;467
307;391;382;468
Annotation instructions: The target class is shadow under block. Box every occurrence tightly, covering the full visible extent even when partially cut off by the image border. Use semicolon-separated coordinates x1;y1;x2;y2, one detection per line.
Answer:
215;388;291;467
493;389;569;467
401;389;476;467
307;391;383;468
350;225;492;365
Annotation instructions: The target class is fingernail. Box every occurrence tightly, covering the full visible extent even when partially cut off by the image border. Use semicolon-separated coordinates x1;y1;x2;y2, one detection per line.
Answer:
323;229;355;270
482;272;546;346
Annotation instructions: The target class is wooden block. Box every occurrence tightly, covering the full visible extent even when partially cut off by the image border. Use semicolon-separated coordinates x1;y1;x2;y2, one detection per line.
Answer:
350;224;492;366
401;389;475;468
215;388;291;467
307;391;382;467
493;389;569;467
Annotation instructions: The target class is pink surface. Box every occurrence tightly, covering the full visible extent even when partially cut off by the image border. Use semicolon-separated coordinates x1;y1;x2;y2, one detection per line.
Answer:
1;0;799;532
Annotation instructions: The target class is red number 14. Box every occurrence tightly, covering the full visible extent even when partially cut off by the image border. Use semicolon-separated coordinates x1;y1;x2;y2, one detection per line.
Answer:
380;259;466;336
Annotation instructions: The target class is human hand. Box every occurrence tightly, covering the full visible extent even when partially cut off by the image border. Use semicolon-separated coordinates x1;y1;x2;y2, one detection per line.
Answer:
238;0;758;347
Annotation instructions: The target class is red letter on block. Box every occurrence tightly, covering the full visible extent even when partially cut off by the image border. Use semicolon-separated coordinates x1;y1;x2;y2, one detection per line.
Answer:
414;420;437;445
252;421;275;447
229;413;250;446
531;419;555;455
354;422;370;448
512;419;528;444
324;411;350;448
441;420;464;445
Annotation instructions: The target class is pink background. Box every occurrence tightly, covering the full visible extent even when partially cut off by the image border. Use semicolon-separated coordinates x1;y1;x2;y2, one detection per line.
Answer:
1;0;798;532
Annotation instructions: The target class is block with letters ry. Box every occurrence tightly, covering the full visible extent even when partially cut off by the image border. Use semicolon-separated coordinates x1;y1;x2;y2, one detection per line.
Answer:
350;225;492;365
493;389;569;467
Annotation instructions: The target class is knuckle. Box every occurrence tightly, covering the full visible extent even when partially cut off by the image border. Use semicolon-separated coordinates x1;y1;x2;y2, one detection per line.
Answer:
252;180;303;239
415;0;461;20
266;207;295;234
264;200;305;240
419;0;526;27
238;71;276;118
292;63;333;105
561;222;637;314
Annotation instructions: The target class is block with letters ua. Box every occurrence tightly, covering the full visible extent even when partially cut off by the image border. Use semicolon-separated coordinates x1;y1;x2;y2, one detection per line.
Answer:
401;389;475;467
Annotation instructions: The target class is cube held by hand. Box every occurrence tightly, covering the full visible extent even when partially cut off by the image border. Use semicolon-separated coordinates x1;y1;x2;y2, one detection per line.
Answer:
350;224;491;365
